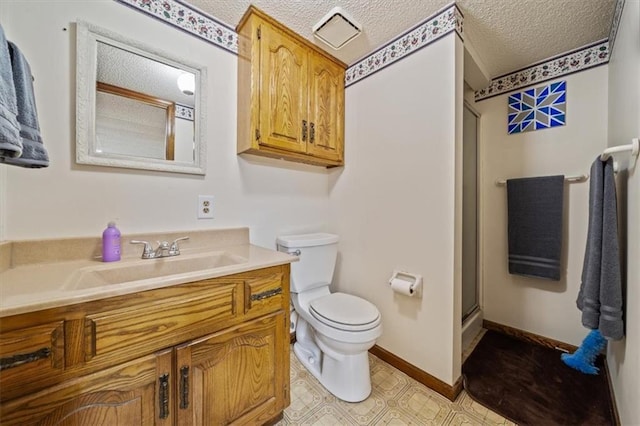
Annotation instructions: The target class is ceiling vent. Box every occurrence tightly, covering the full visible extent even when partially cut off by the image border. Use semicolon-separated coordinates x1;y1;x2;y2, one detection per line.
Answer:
312;7;362;50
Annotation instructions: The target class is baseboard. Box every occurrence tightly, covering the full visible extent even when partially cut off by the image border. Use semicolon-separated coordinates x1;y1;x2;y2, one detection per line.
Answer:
483;320;578;353
603;357;622;426
369;345;463;401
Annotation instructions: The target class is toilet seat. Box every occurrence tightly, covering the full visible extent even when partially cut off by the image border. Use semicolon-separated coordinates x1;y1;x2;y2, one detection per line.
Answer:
309;292;381;332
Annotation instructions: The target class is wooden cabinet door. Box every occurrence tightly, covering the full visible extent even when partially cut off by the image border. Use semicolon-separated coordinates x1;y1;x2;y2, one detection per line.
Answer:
0;321;65;401
307;52;344;162
0;349;173;426
176;312;288;426
258;20;308;153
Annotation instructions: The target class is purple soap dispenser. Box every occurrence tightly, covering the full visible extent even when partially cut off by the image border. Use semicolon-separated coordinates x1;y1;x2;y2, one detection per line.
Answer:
102;222;121;262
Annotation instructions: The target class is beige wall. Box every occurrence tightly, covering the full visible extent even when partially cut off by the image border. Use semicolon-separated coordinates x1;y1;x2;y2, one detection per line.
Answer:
329;34;463;385
0;0;330;248
469;67;609;346
606;1;640;423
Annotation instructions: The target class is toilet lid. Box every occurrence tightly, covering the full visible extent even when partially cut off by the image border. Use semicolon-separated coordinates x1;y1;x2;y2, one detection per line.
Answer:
309;293;380;331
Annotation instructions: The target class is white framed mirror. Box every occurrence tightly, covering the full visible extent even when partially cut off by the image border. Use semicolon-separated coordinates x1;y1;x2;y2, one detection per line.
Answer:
76;21;207;175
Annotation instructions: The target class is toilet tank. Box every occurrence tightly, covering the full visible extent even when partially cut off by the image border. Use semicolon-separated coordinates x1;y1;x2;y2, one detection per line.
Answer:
276;233;339;293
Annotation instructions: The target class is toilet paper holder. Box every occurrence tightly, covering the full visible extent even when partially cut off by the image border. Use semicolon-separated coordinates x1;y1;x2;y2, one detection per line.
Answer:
389;270;423;297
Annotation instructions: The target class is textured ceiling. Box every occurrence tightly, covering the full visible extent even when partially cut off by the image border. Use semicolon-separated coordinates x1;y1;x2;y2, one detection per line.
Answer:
97;42;196;107
187;0;616;78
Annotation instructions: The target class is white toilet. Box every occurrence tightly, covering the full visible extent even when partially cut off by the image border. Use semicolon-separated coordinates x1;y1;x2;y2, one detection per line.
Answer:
277;233;382;402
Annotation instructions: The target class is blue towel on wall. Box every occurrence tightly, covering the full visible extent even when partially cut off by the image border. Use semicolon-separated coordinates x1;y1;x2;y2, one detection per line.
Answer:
0;24;22;159
576;157;623;340
507;175;565;280
0;41;49;168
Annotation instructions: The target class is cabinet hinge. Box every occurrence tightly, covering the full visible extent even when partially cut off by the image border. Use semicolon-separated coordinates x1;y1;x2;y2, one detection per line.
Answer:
257;27;261;40
255;129;261;141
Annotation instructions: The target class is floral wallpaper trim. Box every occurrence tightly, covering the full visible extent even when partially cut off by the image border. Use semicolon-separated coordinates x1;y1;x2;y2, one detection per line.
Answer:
114;0;238;54
175;104;194;121
345;3;462;88
608;0;625;55
475;40;609;101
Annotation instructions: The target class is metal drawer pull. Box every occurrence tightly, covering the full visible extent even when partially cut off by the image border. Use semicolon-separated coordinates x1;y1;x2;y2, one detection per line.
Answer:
310;122;315;143
302;120;308;141
0;347;51;371
180;366;190;409
251;287;283;302
159;373;170;419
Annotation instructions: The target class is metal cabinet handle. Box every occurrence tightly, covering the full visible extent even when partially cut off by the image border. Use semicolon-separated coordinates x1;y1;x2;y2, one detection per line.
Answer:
302;120;308;141
0;347;51;371
310;122;315;143
159;373;170;419
251;287;283;302
180;366;190;409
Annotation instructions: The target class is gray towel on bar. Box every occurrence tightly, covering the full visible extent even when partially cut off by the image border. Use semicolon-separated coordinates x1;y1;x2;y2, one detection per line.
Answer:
576;157;623;340
0;25;22;158
507;175;564;280
0;41;49;168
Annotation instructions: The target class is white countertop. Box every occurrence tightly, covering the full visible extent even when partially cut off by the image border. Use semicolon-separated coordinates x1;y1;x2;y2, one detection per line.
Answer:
0;228;296;317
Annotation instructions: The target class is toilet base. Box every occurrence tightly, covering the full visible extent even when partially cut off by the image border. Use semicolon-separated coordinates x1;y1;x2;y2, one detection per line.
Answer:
293;341;372;403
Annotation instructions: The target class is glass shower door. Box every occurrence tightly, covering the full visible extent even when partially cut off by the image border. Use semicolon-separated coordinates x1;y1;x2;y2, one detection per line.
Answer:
462;104;479;321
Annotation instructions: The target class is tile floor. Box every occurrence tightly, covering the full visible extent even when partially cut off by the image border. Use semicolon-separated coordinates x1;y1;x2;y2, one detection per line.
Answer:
278;332;514;425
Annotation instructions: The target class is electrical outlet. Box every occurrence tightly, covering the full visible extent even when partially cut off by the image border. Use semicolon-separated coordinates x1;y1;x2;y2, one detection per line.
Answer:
198;195;214;219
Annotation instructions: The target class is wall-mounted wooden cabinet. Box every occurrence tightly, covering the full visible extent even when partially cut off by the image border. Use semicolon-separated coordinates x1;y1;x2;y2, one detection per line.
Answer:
237;6;346;167
0;265;290;425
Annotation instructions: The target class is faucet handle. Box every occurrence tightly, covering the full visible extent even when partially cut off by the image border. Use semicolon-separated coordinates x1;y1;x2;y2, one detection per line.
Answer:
169;236;189;254
130;240;153;258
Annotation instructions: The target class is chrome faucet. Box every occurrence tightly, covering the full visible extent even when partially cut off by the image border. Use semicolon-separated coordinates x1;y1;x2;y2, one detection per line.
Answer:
131;237;189;259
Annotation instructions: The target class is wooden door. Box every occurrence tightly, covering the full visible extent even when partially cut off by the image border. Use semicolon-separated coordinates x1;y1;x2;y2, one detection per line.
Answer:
175;312;288;426
258;21;309;153
307;52;344;162
0;349;173;425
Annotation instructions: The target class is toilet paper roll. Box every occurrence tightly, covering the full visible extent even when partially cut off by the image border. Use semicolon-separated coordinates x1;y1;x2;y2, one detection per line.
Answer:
390;278;414;296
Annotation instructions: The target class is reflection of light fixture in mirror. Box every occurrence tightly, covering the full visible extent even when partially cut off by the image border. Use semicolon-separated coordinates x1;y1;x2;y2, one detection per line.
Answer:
177;73;195;95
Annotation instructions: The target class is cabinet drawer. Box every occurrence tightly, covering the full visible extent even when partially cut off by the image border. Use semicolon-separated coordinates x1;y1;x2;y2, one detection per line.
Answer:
244;273;285;317
0;321;64;400
86;283;239;361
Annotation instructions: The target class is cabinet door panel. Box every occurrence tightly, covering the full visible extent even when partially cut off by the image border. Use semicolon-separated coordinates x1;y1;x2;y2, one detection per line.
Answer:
86;283;238;361
243;272;285;318
0;321;64;401
176;313;286;426
258;22;308;153
0;349;172;426
308;53;344;162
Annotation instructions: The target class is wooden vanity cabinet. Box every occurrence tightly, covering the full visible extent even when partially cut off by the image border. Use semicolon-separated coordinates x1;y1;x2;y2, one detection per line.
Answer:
0;350;173;425
176;312;288;425
237;6;346;167
0;265;290;426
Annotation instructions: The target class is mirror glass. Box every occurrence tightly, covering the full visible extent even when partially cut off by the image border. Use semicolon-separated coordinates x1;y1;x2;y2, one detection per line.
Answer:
76;21;207;175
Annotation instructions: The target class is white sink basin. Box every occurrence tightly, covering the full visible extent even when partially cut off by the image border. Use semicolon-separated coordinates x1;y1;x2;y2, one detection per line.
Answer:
67;252;247;290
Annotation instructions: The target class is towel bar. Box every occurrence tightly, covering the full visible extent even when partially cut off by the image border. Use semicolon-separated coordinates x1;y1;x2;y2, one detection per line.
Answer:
600;138;639;170
495;174;589;186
